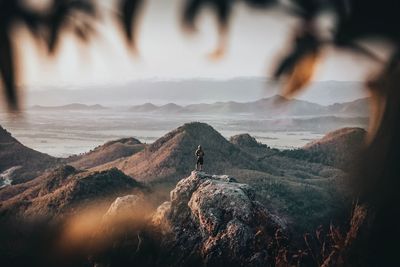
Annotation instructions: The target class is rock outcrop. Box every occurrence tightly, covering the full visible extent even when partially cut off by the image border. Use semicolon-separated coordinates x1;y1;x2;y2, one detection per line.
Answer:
152;171;287;266
104;195;143;218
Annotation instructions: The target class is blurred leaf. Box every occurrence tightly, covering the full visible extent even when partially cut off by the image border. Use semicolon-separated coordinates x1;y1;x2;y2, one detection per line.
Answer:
288;0;321;19
274;30;320;97
182;0;232;32
0;27;17;110
182;0;276;32
181;0;277;59
117;0;144;52
282;50;319;98
46;0;97;54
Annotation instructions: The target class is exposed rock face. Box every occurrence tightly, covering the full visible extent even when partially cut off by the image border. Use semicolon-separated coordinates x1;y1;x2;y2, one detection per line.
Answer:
152;171;286;266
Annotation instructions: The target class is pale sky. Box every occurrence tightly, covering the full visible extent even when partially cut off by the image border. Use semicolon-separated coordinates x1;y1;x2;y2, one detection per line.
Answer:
17;0;381;89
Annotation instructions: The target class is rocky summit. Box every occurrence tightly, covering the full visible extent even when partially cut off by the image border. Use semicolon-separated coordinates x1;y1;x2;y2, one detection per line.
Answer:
151;171;286;266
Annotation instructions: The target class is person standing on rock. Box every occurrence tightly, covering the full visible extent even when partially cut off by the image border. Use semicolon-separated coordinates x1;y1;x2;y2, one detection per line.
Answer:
195;145;205;171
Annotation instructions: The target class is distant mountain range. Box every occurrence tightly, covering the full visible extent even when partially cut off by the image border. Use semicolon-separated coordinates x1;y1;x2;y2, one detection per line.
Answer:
26;78;366;106
129;95;370;117
28;95;370;118
30;103;108;111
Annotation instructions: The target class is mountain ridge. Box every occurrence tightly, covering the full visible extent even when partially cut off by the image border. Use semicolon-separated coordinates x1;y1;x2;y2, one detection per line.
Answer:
93;122;264;182
27;79;366;106
29;103;108;111
25;95;370;118
128;95;369;117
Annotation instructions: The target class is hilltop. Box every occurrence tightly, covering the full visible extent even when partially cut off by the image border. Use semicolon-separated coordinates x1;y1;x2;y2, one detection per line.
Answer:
327;98;370;116
230;133;277;159
68;137;145;169
281;127;367;170
94;122;262;182
0;166;143;218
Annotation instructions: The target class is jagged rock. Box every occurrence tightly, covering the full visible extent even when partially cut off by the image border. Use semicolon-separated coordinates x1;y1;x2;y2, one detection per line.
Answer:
152;171;287;266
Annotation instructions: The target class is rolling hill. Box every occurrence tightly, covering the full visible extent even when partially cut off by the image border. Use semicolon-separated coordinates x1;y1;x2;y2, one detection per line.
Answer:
0;166;143;218
93;122;263;182
68;137;146;169
280;127;367;170
0;125;62;185
129;103;159;112
128;95;369;117
326;98;370;116
0;123;354;234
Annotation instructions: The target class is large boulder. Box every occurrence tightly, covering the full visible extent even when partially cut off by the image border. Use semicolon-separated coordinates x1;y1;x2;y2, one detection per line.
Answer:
104;195;143;218
152;171;287;266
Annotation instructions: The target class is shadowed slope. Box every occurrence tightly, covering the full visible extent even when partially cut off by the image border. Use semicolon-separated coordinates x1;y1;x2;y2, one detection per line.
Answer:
0;166;143;218
281;127;367;170
0;125;61;184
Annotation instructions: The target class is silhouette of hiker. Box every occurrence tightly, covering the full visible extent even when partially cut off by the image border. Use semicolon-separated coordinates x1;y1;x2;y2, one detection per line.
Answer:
195;145;205;171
